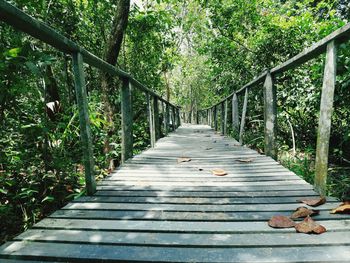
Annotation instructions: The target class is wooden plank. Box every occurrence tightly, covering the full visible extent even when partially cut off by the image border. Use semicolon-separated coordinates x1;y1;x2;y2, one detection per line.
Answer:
120;78;133;163
33;218;350;233
63;202;339;212
263;71;277;159
105;175;303;182
94;189;319;198
16;229;350;247
239;88;248;144
96;180;310;187
96;184;313;191
2;241;350;262
314;41;337;196
49;209;348;221
72;52;96;195
75;195;324;204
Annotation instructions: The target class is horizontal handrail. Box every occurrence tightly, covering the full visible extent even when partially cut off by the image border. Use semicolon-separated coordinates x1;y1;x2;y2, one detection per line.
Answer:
203;22;350;110
0;0;178;108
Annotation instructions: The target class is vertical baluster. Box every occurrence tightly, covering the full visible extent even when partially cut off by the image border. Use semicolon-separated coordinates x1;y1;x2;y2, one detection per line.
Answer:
232;93;239;136
224;99;228;135
176;108;181;128
239;88;248;144
72;52;96;195
221;102;225;135
164;102;170;135
263;71;277;159
153;96;161;140
214;105;218;131
172;106;176;130
146;93;155;147
315;40;337;196
121;77;133;163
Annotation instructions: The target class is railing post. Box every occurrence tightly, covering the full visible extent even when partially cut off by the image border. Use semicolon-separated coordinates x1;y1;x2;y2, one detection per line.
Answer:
196;110;199;124
146;93;155;147
72;52;96;195
172;106;176;130
206;109;209;125
224;99;228;135
220;102;225;135
121;77;133;163
164;102;170;135
153;96;161;140
314;40;337;196
239;88;248;144
176;108;181;128
232;93;239;135
214;105;218;131
263;71;277;159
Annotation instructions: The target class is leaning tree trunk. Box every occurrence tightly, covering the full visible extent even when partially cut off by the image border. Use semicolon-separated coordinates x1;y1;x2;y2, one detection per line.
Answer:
101;0;130;171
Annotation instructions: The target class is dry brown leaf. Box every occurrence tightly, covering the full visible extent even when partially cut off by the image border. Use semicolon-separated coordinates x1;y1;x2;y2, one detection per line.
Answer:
205;147;212;150
236;158;254;163
212;168;227;176
297;197;326;207
291;207;319;219
294;216;326;234
177;157;191;164
330;202;350;214
268;215;296;228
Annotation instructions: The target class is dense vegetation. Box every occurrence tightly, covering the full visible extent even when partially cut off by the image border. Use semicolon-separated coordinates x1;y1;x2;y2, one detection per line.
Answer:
1;0;349;244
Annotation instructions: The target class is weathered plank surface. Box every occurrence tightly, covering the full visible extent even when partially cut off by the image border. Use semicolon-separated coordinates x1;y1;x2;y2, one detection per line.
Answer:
1;124;349;262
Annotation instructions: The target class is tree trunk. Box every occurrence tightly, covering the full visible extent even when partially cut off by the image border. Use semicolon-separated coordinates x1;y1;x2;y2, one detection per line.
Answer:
101;0;130;171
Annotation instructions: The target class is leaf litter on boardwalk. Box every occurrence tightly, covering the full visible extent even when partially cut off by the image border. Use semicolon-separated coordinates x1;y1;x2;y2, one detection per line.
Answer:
330;201;350;214
211;169;227;176
291;207;319;219
297;196;326;207
177;157;191;164
295;216;326;234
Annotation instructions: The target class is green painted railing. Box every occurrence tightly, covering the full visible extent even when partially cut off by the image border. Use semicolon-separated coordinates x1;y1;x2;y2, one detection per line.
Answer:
0;0;181;195
197;23;350;196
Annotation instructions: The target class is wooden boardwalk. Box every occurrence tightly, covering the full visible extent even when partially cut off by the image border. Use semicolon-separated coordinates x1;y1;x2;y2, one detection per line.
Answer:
1;124;350;262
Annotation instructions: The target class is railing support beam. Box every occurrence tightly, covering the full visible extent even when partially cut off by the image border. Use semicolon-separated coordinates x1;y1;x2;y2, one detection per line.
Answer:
153;97;161;140
121;78;133;163
314;40;337;196
232;93;239;135
72;52;96;195
239;88;248;144
263;71;277;159
221;102;225;135
224;99;228;135
214;105;218;131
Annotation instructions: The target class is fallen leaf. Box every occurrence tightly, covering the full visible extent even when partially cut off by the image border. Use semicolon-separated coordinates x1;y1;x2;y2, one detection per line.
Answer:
291;207;319;219
236;158;254;163
177;157;191;164
297;197;326;207
212;168;227;176
268;215;296;228
330;202;350;214
294;216;326;234
205;147;212;150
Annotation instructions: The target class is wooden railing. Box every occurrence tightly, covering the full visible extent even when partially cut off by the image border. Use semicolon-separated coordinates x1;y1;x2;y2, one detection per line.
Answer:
0;1;181;195
197;23;350;196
